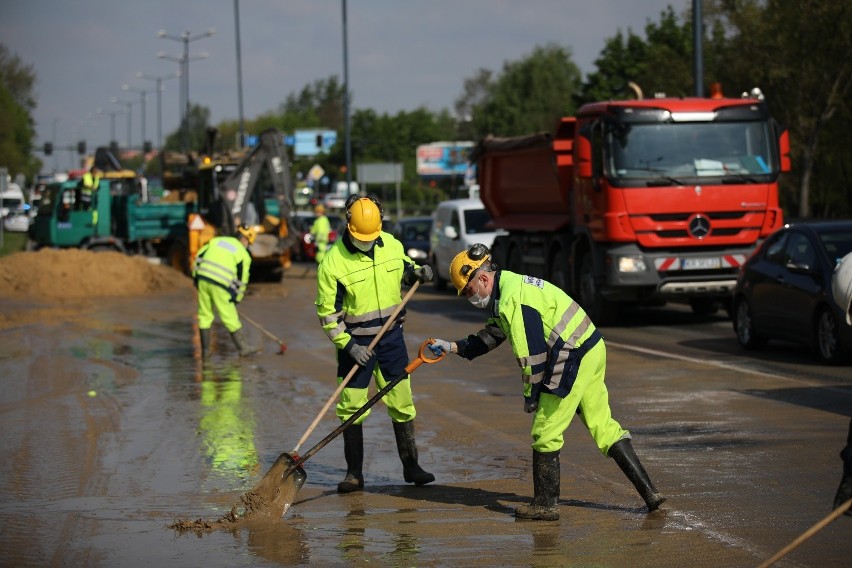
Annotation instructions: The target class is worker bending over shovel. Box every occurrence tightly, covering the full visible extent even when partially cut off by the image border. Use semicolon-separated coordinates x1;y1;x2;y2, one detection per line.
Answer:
430;244;666;520
316;195;435;492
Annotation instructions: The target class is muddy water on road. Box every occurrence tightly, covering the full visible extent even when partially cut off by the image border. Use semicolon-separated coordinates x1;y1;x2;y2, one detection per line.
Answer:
1;271;849;567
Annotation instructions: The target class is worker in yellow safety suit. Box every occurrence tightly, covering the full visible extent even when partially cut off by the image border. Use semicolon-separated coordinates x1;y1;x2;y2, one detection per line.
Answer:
310;203;331;264
77;166;101;210
193;225;260;360
429;244;666;521
315;194;435;493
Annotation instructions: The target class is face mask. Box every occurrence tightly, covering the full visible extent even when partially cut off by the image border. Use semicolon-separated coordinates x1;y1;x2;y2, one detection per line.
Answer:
352;237;374;252
467;280;491;309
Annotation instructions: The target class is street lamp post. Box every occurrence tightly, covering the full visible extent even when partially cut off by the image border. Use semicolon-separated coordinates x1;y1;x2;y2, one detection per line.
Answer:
158;28;215;152
135;71;180;152
122;84;147;150
111;97;138;151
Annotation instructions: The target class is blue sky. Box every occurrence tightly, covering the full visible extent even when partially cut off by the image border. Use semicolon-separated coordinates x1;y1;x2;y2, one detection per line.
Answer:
2;0;687;161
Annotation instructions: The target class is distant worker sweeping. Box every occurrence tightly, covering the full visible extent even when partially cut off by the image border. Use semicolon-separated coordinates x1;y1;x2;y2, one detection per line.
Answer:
310;203;332;265
193;224;261;360
429;243;665;520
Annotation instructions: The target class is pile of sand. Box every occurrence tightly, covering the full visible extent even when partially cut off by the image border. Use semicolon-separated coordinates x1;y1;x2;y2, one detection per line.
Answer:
0;249;194;300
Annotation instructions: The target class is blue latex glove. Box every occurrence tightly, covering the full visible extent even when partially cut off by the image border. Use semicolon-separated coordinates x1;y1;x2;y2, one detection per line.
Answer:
428;339;454;356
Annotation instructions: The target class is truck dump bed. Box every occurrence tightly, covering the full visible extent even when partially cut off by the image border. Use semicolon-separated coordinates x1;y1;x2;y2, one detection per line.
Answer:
473;131;574;232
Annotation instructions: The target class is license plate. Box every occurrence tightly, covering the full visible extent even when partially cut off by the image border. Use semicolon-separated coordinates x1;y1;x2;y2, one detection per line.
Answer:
682;257;721;270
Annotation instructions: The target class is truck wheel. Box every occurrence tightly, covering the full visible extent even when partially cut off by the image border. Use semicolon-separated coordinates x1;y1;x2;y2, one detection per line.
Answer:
549;250;570;295
578;252;618;325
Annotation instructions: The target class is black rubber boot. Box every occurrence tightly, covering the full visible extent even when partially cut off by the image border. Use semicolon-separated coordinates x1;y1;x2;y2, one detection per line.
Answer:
199;328;212;361
393;421;435;485
337;424;364;493
515;450;560;521
608;438;666;511
230;328;260;357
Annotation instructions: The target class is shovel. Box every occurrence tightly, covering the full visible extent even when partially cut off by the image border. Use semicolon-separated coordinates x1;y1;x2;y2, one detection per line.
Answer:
246;338;445;518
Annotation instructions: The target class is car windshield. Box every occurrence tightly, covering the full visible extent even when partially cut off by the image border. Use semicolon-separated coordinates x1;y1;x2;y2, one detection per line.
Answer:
606;120;775;183
818;228;852;267
463;208;493;234
399;220;432;240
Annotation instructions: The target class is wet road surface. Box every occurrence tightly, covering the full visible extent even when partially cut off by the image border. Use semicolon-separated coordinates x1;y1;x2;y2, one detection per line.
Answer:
1;267;850;567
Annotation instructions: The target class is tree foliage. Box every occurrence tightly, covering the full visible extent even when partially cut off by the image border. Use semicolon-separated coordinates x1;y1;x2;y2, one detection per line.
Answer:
0;44;40;180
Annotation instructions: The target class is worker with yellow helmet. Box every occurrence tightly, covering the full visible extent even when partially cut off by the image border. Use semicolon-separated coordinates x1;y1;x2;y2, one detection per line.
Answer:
430;243;665;520
193;224;260;360
315;194;434;493
310;203;331;264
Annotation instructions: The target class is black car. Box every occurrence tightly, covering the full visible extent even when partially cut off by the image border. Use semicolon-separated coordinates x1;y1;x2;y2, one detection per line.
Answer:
732;220;852;364
391;216;433;266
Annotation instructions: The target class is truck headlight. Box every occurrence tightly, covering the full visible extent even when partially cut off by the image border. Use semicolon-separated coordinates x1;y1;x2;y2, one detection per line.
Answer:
617;255;647;273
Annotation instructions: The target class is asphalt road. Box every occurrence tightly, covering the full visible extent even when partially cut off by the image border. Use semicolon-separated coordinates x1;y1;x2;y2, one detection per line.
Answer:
1;265;849;567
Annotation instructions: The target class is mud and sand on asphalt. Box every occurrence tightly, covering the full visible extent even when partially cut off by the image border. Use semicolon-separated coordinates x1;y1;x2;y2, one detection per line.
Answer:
1;249;849;566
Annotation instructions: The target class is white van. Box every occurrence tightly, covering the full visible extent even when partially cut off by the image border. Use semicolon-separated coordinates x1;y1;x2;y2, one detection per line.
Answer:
430;197;504;291
1;183;26;217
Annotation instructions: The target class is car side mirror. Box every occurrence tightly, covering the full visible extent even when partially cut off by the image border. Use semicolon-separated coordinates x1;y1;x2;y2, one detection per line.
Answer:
444;226;459;240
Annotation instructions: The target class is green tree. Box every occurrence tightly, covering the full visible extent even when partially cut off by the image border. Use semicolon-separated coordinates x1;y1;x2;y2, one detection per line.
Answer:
0;44;40;181
705;0;852;218
463;44;582;137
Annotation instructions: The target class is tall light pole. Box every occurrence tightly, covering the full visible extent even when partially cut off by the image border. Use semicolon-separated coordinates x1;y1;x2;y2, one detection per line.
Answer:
158;28;215;152
52;118;60;171
111;97;138;151
342;0;352;187
234;0;245;148
122;84;147;150
135;71;179;152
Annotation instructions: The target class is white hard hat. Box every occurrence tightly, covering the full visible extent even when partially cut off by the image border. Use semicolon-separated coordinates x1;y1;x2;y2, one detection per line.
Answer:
831;252;852;326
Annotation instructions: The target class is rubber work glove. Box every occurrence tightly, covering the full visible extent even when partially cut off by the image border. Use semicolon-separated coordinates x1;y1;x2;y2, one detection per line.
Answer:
428;339;455;356
345;342;375;366
414;265;434;283
524;397;539;414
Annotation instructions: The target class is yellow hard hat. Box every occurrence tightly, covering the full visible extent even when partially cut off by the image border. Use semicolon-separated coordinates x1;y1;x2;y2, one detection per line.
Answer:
236;224;257;245
346;197;382;240
450;243;491;294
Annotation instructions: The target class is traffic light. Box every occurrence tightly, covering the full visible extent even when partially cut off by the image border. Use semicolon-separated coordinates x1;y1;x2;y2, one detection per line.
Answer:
143;141;152;153
316;134;323;149
77;140;86;155
44;142;53;156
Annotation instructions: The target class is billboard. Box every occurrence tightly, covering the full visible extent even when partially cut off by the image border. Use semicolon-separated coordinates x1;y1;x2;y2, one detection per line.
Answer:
294;129;338;157
416;141;475;177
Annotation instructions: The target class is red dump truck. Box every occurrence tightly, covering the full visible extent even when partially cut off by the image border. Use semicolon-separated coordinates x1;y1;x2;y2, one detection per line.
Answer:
473;89;790;324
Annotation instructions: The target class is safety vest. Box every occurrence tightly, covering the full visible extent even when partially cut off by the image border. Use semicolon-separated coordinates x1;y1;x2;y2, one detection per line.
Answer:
193;236;252;302
81;172;100;193
489;270;602;399
310;214;331;247
316;232;412;350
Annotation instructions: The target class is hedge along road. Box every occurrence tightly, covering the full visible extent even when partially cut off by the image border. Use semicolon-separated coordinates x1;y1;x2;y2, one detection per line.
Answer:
0;250;849;567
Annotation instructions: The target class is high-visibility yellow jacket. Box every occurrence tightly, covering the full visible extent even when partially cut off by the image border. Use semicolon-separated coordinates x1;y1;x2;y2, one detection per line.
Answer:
193;236;252;303
456;270;602;403
316;232;415;350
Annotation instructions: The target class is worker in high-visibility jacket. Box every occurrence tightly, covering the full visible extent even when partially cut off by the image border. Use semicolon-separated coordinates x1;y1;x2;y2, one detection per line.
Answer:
193;225;260;360
310;203;331;264
315;195;434;493
429;243;666;521
831;252;852;514
77;166;101;211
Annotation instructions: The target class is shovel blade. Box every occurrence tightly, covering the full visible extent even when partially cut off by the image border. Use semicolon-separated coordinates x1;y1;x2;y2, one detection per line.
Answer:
243;452;307;519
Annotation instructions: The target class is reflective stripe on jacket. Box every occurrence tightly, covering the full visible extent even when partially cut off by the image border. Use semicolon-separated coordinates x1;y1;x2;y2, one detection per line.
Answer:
467;270;601;400
193;236;252;302
315;232;414;350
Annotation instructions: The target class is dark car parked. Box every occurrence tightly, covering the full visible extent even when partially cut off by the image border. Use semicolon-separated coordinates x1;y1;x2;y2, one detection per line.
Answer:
732;220;852;364
290;212;346;261
391;216;433;265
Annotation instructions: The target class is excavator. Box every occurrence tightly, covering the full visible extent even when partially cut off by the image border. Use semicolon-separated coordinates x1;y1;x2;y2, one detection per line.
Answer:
165;128;297;282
